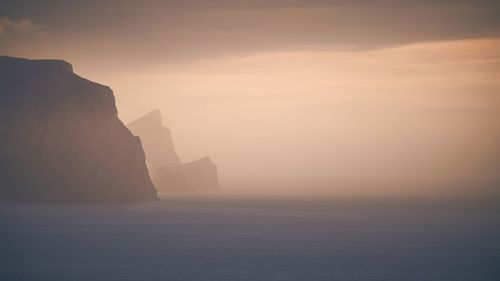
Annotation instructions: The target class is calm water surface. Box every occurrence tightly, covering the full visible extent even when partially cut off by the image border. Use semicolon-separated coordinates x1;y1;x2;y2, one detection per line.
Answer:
1;193;499;281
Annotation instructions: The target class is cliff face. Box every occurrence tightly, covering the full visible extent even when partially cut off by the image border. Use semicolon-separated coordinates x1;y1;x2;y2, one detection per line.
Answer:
127;110;182;167
148;157;219;192
127;110;219;192
0;56;157;202
182;157;218;191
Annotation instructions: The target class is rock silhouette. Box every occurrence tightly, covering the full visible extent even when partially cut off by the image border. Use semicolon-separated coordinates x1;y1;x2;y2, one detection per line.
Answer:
128;110;219;192
0;56;157;202
127;110;182;167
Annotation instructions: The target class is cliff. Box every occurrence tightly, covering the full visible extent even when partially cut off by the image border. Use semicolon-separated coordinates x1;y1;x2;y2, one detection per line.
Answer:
182;157;218;191
127;110;182;167
127;110;219;192
0;56;158;202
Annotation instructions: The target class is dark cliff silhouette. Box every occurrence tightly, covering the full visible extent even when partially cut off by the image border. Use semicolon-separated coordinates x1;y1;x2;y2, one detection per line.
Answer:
128;110;218;192
0;56;157;202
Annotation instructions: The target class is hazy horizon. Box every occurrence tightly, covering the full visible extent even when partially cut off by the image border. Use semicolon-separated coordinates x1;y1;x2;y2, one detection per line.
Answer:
1;0;499;197
2;2;500;280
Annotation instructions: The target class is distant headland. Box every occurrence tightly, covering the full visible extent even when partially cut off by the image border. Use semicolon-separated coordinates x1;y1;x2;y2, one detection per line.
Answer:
0;56;157;202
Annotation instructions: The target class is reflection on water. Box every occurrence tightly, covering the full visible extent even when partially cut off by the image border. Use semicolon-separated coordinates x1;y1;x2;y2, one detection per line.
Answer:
1;193;499;281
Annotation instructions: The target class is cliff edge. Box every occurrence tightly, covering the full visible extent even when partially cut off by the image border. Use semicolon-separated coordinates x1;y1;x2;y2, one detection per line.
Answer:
0;56;157;202
128;110;219;192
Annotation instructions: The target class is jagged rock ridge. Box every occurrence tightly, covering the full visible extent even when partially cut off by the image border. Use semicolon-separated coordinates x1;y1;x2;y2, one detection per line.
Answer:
127;109;182;167
128;110;219;192
0;56;157;202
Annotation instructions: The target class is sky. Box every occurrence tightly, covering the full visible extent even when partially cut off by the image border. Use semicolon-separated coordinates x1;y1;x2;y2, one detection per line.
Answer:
1;0;499;197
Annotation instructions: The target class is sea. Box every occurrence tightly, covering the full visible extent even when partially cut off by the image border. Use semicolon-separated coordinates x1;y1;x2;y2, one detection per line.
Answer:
1;192;499;281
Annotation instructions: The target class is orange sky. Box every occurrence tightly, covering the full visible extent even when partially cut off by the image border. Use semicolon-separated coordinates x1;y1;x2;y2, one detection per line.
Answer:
71;38;499;197
1;1;499;197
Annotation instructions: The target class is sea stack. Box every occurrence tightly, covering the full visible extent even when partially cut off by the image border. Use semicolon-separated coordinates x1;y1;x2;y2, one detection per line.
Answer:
128;110;219;192
0;56;157;202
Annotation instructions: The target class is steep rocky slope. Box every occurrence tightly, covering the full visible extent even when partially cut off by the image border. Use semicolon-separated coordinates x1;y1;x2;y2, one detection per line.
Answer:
0;56;157;202
128;110;218;192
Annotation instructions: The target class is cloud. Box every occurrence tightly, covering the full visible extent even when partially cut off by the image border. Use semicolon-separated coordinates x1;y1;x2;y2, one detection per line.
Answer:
0;16;38;36
1;1;500;62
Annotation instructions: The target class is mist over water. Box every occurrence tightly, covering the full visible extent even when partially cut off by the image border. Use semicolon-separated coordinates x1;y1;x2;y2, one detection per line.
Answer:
87;39;499;198
1;193;499;281
1;1;500;280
